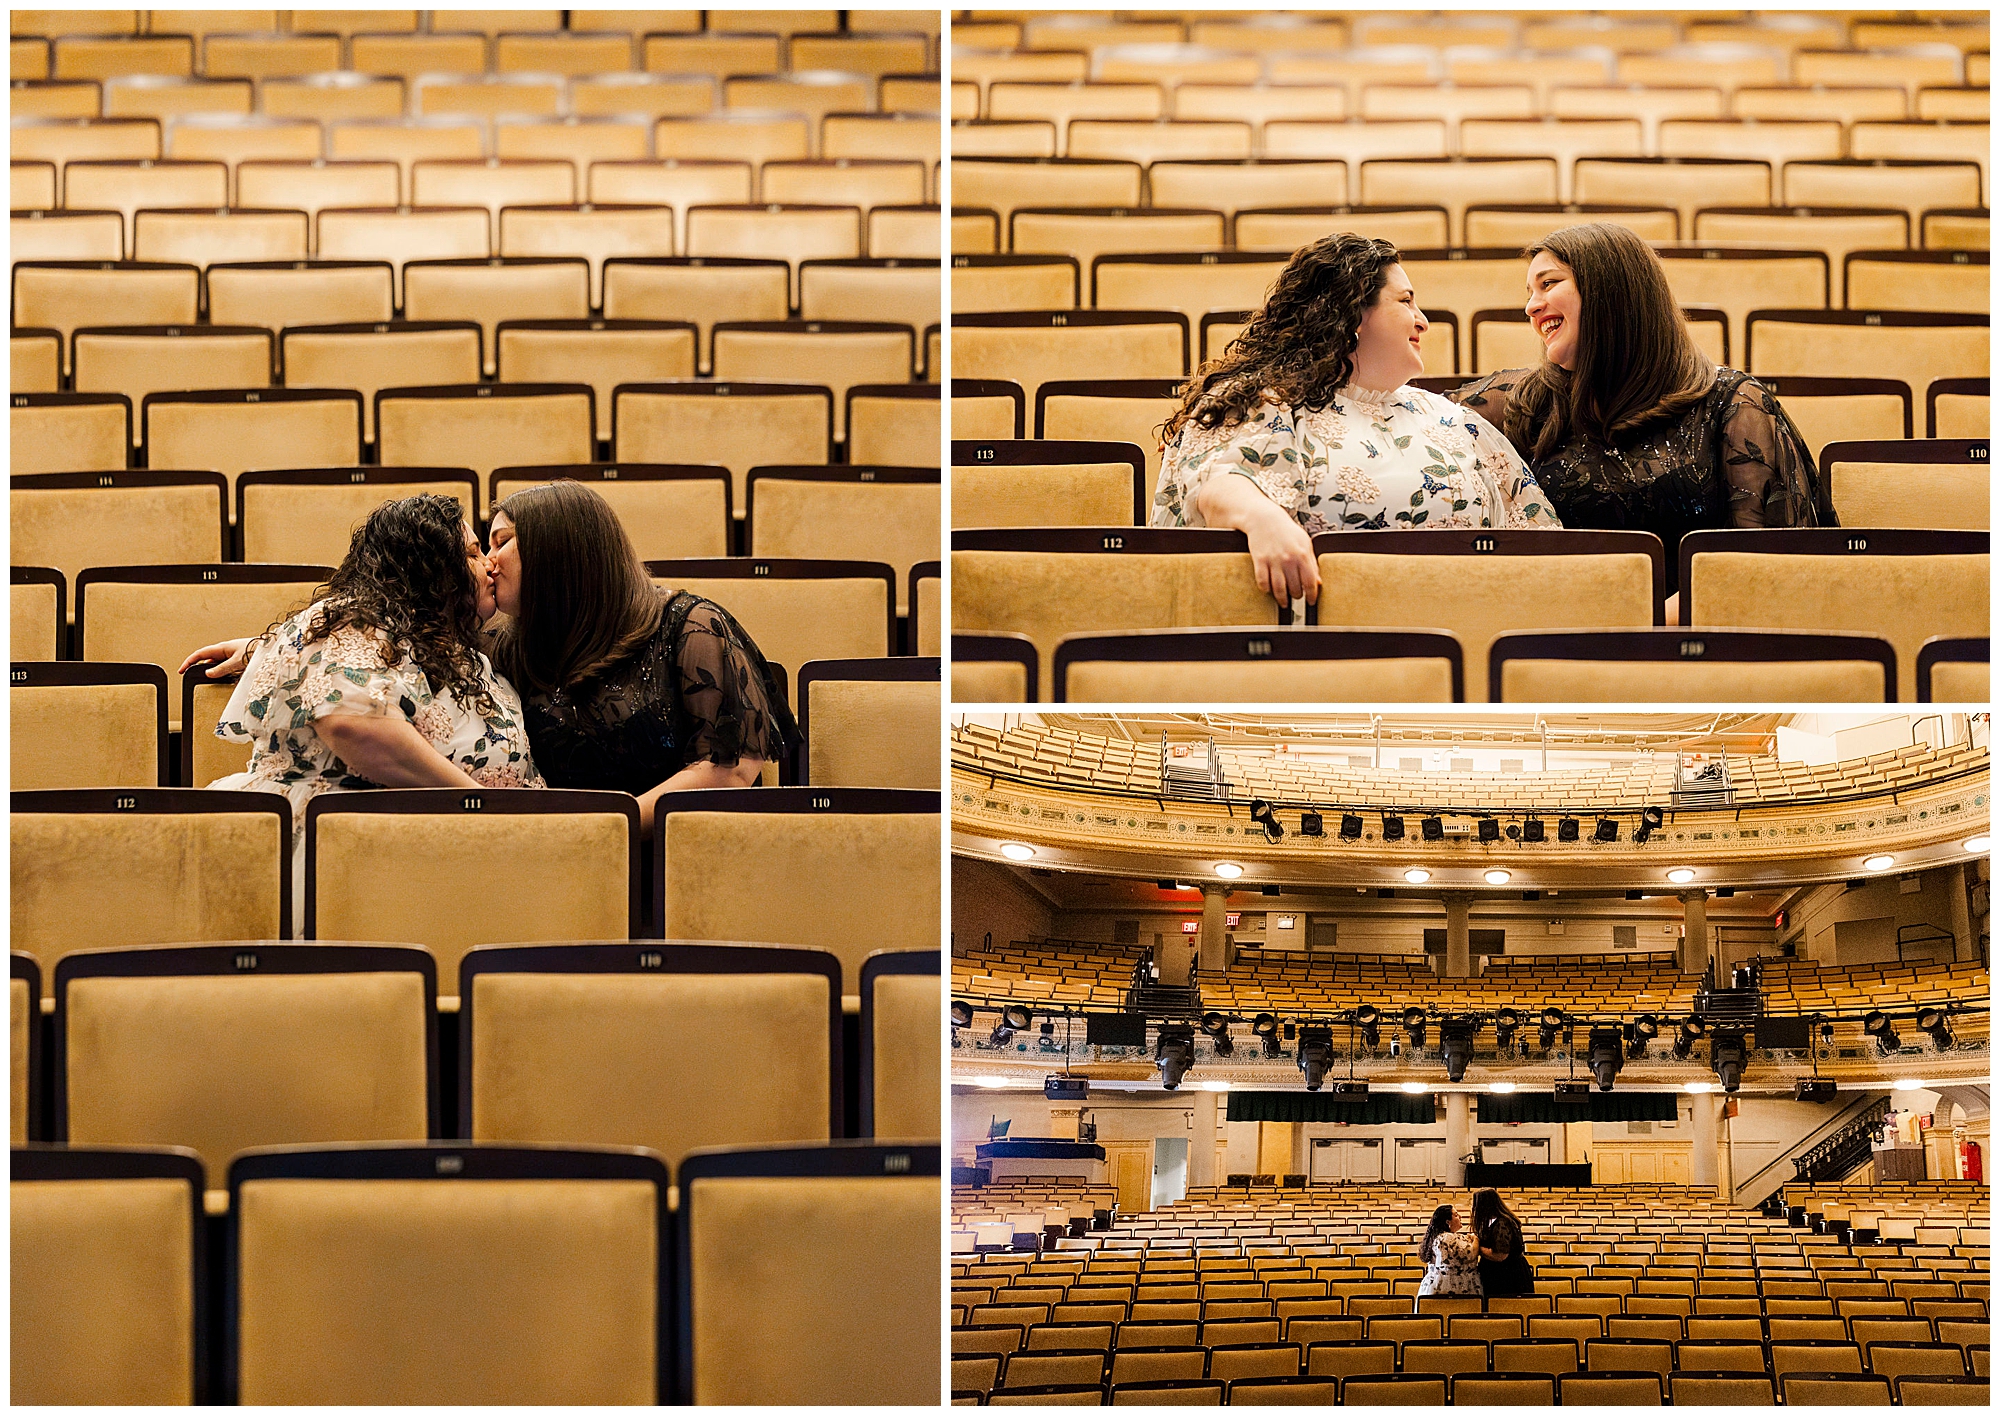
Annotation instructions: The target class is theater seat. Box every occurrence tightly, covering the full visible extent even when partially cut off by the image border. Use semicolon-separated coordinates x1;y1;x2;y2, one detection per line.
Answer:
953;632;1038;703
10;661;167;790
491;463;731;560
952;438;1147;529
461;941;838;1167
1821;438;1990;532
1054;627;1464;703
861;948;941;1139
614;382;832;517
1489;628;1897;703
55;943;434;1203
12;472;226;628
676;1141;940;1403
11;1145;206;1404
12;954;39;1144
1916;636;1988;702
745;467;940;617
12;788;291;974
306;788;639;1004
652;787;939;999
230;1144;666;1404
12;568;66;662
10;392;131;475
376;383;594;517
912;561;940;656
796;657;942;789
647;557;896;703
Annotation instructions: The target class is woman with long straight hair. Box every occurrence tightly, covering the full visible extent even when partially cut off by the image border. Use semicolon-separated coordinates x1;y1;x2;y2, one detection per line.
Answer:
1470;1188;1535;1297
1451;221;1832;612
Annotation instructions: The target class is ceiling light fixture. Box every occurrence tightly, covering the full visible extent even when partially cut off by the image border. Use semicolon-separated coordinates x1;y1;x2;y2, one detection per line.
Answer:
999;842;1035;861
1484;868;1511;885
1864;854;1894;872
1215;862;1244;879
1667;868;1696;884
1404;867;1432;884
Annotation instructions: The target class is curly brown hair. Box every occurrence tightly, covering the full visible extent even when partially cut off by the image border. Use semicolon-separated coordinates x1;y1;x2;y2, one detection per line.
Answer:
295;493;499;718
1502;222;1717;461
1160;232;1402;444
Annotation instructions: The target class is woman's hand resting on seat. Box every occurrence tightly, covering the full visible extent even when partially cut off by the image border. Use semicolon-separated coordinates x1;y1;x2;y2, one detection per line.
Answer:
178;637;254;678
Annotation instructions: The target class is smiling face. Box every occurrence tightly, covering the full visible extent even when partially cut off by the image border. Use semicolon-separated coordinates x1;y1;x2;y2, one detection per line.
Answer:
463;518;496;621
487;511;521;618
1350;262;1429;388
1525;250;1582;371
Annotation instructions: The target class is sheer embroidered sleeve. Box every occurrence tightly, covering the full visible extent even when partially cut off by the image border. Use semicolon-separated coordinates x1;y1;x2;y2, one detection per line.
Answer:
1718;375;1832;528
673;597;798;766
1447;368;1527;430
1458;401;1561;528
1153;399;1314;526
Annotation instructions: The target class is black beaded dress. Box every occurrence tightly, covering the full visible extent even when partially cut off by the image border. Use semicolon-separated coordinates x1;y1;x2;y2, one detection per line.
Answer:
1449;367;1834;597
518;589;795;794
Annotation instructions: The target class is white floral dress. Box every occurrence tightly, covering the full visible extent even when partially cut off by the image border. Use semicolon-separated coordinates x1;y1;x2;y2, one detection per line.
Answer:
1152;381;1561;533
1418;1229;1484;1297
210;605;542;932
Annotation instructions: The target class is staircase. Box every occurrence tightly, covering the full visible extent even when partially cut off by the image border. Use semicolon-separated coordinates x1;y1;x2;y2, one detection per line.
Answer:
1160;735;1229;801
1673;754;1735;809
1694;959;1762;1024
1126;957;1204;1018
1793;1097;1893;1185
1734;1090;1895;1209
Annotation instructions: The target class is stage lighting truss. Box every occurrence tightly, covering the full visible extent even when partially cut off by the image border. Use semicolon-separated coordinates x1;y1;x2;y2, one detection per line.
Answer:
1155;1025;1196;1090
1252;1012;1283;1057
1863;1010;1903;1053
1296;1026;1334;1091
1709;1026;1747;1092
1441;1016;1477;1082
1587;1025;1625;1091
1200;1011;1235;1058
1916;1006;1954;1050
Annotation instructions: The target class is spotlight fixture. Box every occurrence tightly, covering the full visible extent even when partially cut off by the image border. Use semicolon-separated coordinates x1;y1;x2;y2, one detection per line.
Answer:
1155;1026;1196;1090
1820;1019;1836;1046
988;1019;1018;1049
1003;1004;1031;1032
1709;1027;1747;1092
1402;1006;1428;1050
1557;817;1580;842
1863;854;1894;872
1403;867;1432;884
950;1001;974;1028
1494;1007;1521;1050
1421;814;1444;842
1382;814;1405;841
1917;1007;1953;1049
999;842;1036;861
1634;805;1664;844
1355;1004;1381;1051
1594;817;1619;842
1538;1006;1567;1051
1249;799;1284;841
1478;817;1500;843
1339;812;1363;840
1863;1010;1902;1053
1200;1011;1235;1058
1296;1026;1333;1091
1672;1013;1707;1059
1667;868;1696;885
1587;1026;1625;1091
1522;817;1545;842
1300;811;1325;837
1215;862;1244;879
1629;1014;1660;1059
1252;1012;1282;1058
1484;868;1512;885
1441;1017;1476;1082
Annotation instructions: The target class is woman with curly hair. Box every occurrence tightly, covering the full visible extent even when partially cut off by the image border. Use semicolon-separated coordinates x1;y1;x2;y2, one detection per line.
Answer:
1154;231;1560;609
1452;221;1831;611
484;480;793;835
188;493;540;928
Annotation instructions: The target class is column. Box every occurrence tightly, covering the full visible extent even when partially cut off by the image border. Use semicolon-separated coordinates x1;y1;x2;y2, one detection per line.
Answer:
1445;1091;1472;1187
1198;884;1228;976
1679;889;1710;978
1949;862;1976;962
1443;892;1472;979
1157;927;1192;987
1189;1090;1219;1187
1690;1089;1719;1191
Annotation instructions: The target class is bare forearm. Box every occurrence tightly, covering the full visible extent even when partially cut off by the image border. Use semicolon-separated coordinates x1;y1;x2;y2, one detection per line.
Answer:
315;715;479;788
637;756;766;835
1195;470;1280;532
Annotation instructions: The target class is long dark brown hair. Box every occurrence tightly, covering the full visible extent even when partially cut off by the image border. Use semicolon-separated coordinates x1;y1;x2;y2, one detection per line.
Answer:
1471;1188;1520;1242
1503;222;1717;461
297;493;498;717
489;480;663;696
1161;231;1402;443
1419;1203;1455;1266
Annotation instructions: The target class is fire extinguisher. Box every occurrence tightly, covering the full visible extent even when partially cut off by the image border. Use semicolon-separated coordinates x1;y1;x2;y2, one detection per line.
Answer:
1960;1139;1982;1182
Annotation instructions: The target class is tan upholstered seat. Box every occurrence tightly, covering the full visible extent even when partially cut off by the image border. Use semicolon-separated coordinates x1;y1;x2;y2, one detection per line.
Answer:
954;157;1143;235
376;383;593;517
913;562;940;655
144;390;363;519
492;463;730;559
307;789;637;1004
1093;253;1288;329
232;1145;664;1404
950;378;1025;440
12;263;199;378
12;472;225;618
1462;203;1678;246
236;159;401;236
11;328;62;392
746;468;937;614
1314;530;1663;703
10;392;131;474
1234;205;1452;254
11;1147;204;1404
76;566;325;732
847;384;940;466
952;439;1146;529
1654;248;1829;362
181;671;251;787
10;209;124;264
615;383;831;514
72;327;273;447
867;202;943;258
795;658;941;790
1823;438;1990;531
1490;628;1896;704
238;468;477;565
1916;636;1988;702
654;787;939;995
679;1142;941;1403
1054;627;1464;703
463;941;838;1168
58;944;433;1195
1928;377;1988;438
1692;210;1907;305
278;321;482;444
956;527;1279;698
206;259;394;333
1682;528;1988;703
1013;208;1227;278
647;558;895;702
493;320;697;440
11;956;37;1145
62;159;225;230
953;254;1081;313
13;568;65;660
862;948;940;1139
11;789;290;973
1847;250;1988;316
797;258;939;352
1757;375;1912;464
1748;311;1989;408
314;203;489;303
11;662;167;790
402;257;590;378
600;255;790;372
953;311;1188;406
1037;379;1187;492
131;208;307;268
1360;158;1558;244
712;322;915;443
684;203;861;303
